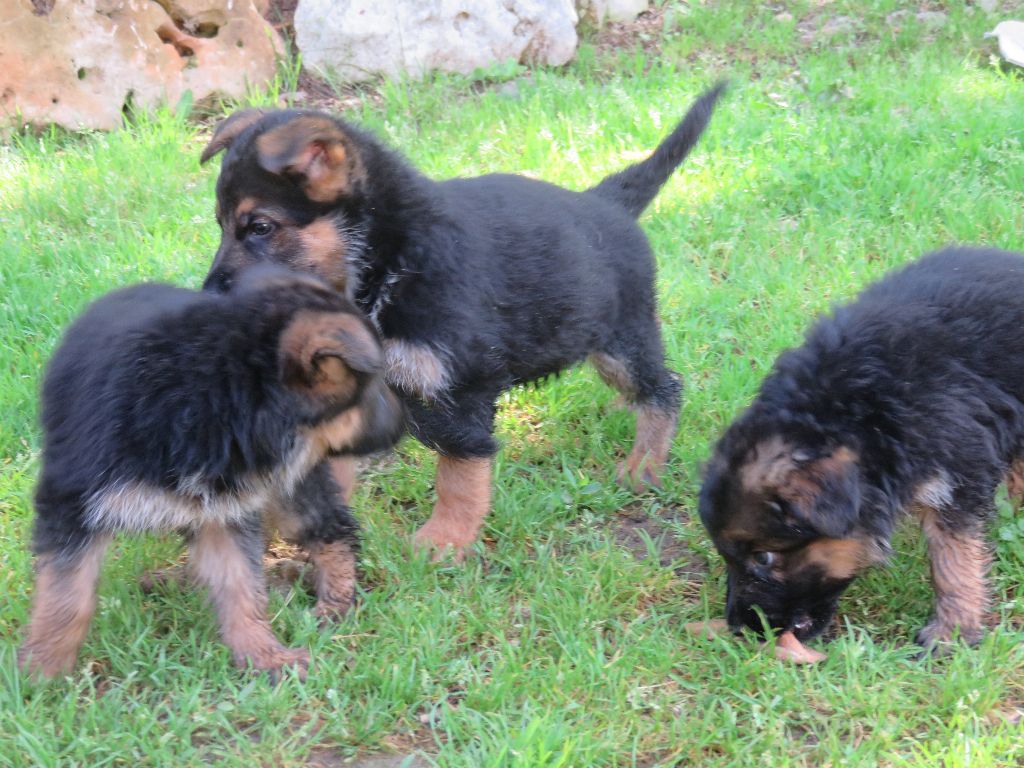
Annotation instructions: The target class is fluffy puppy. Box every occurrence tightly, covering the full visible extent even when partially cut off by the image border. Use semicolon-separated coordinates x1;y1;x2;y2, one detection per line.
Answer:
700;247;1024;649
19;267;403;679
198;83;726;557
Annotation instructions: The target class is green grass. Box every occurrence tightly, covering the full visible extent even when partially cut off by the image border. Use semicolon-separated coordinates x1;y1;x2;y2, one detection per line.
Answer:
2;1;1024;765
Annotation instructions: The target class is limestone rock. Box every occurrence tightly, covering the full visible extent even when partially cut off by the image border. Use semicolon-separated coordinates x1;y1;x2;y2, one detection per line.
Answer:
0;0;283;132
294;0;578;83
576;0;648;26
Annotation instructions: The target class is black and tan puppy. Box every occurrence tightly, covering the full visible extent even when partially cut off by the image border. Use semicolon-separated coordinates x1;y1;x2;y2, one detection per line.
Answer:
198;83;725;557
700;246;1024;650
19;267;403;679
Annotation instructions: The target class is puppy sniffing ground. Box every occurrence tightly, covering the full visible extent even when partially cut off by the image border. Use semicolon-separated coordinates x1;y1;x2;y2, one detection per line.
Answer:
700;247;1024;651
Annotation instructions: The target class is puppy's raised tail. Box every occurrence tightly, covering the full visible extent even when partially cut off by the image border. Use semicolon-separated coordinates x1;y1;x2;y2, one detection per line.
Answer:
587;81;727;218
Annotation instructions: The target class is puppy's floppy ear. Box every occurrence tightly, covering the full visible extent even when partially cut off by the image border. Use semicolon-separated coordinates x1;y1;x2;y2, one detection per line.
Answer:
778;447;861;538
255;115;358;204
200;108;266;165
279;311;382;397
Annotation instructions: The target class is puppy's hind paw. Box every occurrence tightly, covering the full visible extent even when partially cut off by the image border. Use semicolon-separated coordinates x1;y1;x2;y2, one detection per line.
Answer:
17;643;78;679
915;619;983;655
616;459;663;492
238;646;311;683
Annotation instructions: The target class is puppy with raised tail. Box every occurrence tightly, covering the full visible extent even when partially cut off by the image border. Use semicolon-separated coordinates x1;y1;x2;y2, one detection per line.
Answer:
199;83;726;558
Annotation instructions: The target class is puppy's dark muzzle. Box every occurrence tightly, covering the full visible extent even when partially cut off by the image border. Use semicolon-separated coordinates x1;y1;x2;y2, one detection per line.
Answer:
203;269;233;294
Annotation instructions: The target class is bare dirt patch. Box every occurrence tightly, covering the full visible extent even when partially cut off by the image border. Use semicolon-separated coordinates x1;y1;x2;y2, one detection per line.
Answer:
611;503;708;580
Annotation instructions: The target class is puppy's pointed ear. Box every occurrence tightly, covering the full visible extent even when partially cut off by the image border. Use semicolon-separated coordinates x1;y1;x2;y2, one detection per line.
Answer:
779;447;861;538
279;311;382;398
200;108;267;164
255;116;358;203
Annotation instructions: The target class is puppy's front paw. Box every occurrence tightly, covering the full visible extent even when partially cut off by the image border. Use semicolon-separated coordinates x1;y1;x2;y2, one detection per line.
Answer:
616;459;663;492
413;520;478;563
314;591;355;626
17;642;78;679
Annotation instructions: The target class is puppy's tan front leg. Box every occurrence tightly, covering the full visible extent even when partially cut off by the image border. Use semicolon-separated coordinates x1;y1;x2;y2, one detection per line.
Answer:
19;536;111;678
190;522;310;679
414;455;492;561
329;455;358;506
307;539;358;622
916;506;989;648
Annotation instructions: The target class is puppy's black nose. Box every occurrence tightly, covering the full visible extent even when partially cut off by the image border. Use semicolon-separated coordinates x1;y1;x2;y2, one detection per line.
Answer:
791;614;814;636
203;270;233;294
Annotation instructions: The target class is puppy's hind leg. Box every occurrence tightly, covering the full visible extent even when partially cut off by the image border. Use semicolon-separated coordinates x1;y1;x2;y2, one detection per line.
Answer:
915;503;990;649
591;331;680;490
19;534;111;678
190;519;310;680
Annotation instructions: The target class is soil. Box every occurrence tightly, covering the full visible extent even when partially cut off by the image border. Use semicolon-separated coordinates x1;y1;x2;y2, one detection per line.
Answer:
611;503;708;579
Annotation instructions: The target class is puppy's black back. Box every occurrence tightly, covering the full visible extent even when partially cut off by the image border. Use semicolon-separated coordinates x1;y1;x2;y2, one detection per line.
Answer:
759;247;1024;431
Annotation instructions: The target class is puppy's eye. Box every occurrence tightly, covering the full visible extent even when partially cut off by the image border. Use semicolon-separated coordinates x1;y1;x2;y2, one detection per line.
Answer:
752;551;777;567
248;219;275;237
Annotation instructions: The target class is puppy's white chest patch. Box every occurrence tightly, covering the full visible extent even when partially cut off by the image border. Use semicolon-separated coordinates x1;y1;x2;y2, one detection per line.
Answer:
912;474;954;511
383;338;452;401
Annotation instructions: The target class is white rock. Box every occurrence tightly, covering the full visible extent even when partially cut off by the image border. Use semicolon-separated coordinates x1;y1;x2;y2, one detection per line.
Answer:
916;11;947;28
294;0;578;83
576;0;648;25
0;0;283;132
985;20;1024;67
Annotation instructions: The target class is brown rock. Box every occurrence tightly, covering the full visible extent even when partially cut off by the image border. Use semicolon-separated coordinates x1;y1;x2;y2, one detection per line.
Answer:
0;0;283;132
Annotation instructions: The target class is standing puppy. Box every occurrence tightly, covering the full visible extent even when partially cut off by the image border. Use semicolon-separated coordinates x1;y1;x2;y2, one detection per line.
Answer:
20;267;403;679
700;247;1024;650
199;83;725;557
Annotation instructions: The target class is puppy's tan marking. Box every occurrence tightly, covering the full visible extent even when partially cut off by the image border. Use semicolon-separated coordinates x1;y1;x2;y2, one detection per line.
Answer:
330;456;358;506
190;523;310;677
307;539;358;621
304;409;365;455
297;217;349;291
384;339;452;402
619;405;678;489
414;456;492;560
279;310;381;399
799;537;877;581
19;536;111;678
256;117;363;204
916;505;989;646
235;196;258;220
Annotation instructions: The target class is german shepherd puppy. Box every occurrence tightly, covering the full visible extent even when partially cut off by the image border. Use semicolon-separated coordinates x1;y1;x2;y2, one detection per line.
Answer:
700;247;1024;650
19;267;403;679
198;83;726;558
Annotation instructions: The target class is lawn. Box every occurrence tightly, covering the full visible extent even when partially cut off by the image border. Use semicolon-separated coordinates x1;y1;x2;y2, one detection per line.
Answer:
2;1;1023;766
